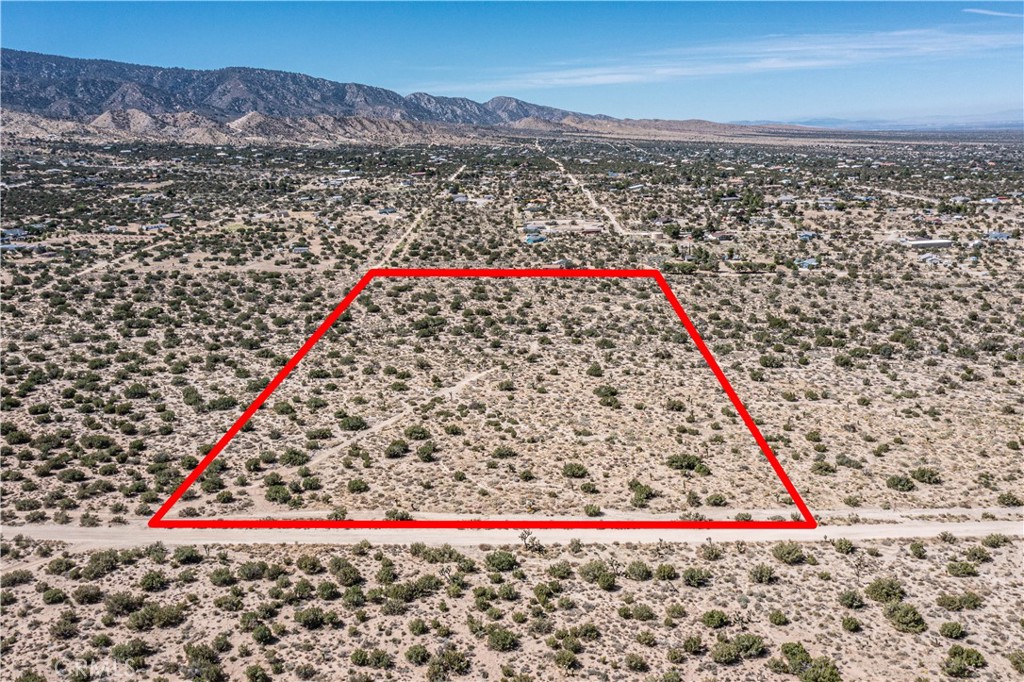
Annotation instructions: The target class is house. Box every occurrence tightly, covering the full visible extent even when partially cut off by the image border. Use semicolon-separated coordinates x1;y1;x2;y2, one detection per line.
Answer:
707;231;735;242
523;226;542;235
378;207;397;215
1;228;28;241
979;197;1001;204
525;235;546;245
141;223;169;231
797;231;818;242
904;238;953;249
551;258;575;269
452;194;469;203
794;257;819;269
291;246;310;254
950;195;971;204
777;195;796;204
985;231;1010;242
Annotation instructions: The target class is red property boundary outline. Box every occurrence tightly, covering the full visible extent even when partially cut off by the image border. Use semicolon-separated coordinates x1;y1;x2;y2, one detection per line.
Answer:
151;268;816;530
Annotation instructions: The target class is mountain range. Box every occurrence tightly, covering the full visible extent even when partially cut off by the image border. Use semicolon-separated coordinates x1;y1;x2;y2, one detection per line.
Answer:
3;49;1015;146
0;48;614;127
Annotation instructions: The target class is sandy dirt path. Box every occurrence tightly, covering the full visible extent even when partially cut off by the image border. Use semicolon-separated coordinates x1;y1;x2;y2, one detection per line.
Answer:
536;142;625;235
369;163;467;267
7;511;1019;553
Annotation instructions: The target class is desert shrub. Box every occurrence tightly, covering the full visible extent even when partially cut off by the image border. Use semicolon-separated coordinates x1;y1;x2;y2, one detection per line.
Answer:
981;533;1009;548
208;567;236;587
296;554;324;574
769;610;789;626
385;439;409;458
347;478;369;493
883;602;926;633
936;591;983;611
942;645;986;678
842;616;861;632
682;567;711;587
711;641;741;664
73;584;103;605
939;622;965;639
636;630;657;646
562;462;588;478
655;564;678;580
772;541;805;565
173;546;203;565
329;557;363;586
624;560;652;581
487;626;519;651
426;646;471;680
485;551;517;573
491;446;517;459
404;425;430;440
701;610;730;628
547;561;572;579
245;666;271;682
946;561;978;577
800;657;843;682
0;569;34;588
886;475;915;492
705;493;727;506
733;633;766;658
832;538;854;555
838;589;865;609
780;642;812;673
553;648;580;671
964;546;991;563
996;492;1021;507
750;563;776;584
624;653;648;672
139;570;168;592
910;467;942;484
909;542;926;559
865;577;904;603
666;453;710;475
405;644;430;665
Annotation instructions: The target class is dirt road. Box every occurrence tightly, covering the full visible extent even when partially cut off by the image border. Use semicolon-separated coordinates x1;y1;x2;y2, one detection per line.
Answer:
369;163;467;266
537;143;625;235
8;510;1020;552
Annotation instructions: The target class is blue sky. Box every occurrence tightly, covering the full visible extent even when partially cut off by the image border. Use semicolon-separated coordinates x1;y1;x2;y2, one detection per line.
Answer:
2;2;1021;122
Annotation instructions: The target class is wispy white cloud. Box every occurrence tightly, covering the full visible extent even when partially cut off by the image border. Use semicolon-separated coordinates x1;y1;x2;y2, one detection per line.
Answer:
963;8;1024;18
417;28;1022;94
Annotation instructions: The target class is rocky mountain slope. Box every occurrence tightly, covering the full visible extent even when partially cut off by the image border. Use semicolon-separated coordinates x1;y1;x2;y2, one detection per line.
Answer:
0;48;602;125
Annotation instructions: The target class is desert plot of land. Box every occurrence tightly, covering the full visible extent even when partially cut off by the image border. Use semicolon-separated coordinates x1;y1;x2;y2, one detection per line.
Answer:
164;276;799;522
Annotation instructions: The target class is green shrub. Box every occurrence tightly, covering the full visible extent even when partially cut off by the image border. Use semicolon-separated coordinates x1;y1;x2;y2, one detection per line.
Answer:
939;622;965;639
485;551;517;573
405;644;430;665
487;626;519;651
946;561;978;577
864;577;904;603
750;563;776;584
772;541;805;565
701;609;729;628
625;561;652;581
883;602;926;633
838;589;865;609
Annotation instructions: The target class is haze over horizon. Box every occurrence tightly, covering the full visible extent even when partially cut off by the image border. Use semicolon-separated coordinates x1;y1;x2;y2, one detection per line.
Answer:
2;1;1022;126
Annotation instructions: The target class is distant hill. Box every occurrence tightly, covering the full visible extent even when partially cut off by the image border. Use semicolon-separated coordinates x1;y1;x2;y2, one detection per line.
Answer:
7;48;1006;147
0;48;608;126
